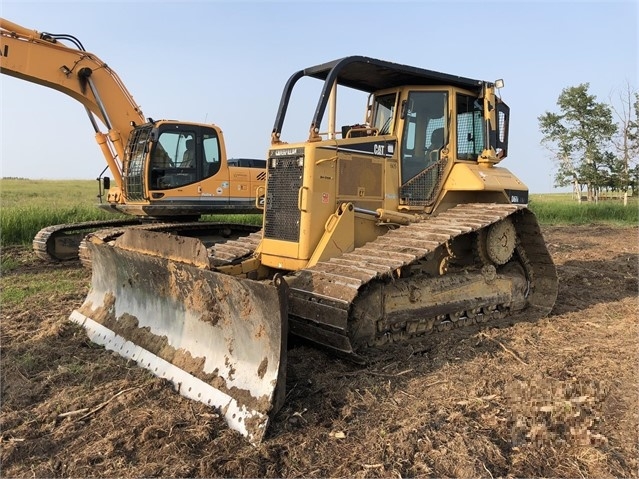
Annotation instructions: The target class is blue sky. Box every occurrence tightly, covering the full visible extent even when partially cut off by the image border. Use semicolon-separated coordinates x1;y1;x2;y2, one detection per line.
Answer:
1;1;637;193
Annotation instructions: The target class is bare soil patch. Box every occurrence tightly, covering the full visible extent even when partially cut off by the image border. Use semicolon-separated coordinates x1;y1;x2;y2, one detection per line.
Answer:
1;225;638;478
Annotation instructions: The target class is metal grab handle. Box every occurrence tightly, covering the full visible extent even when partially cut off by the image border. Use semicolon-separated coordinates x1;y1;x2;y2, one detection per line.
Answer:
297;186;309;212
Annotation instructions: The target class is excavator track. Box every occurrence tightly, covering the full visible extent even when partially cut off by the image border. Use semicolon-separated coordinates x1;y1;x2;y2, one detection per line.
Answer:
78;221;262;268
283;203;557;356
33;218;143;262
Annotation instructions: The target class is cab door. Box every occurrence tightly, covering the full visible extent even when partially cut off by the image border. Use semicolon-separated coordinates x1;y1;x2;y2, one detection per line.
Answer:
399;90;449;205
197;128;231;206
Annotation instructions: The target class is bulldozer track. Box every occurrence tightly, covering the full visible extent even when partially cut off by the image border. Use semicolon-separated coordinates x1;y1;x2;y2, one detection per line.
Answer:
207;203;557;357
75;202;557;441
83;203;556;360
210;230;264;265
285;203;557;355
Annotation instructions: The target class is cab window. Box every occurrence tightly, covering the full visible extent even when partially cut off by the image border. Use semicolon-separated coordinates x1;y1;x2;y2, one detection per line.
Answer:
150;130;197;189
203;132;221;177
372;93;397;135
400;91;447;184
456;94;484;160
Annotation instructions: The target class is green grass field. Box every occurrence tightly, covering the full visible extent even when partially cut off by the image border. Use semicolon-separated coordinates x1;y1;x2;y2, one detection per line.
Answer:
0;179;123;246
0;179;262;246
529;193;639;225
1;179;637;248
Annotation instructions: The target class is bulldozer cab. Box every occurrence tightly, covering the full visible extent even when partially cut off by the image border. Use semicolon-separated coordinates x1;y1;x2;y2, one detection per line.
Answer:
398;89;491;205
398;90;448;187
261;56;512;270
270;55;510;201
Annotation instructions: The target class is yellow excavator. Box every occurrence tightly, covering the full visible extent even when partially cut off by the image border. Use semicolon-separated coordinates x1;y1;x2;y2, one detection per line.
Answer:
0;18;265;261
71;56;558;443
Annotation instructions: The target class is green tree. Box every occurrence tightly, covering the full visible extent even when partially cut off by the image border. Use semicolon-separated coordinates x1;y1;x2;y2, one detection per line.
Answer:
629;92;639;150
539;84;617;202
599;150;625;191
610;83;638;205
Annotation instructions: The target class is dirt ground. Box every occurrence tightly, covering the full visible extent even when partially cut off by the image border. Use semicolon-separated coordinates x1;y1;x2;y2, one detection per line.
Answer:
1;225;638;478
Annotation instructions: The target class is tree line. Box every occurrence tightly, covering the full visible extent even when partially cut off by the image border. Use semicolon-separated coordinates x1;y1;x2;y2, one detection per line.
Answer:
538;83;638;204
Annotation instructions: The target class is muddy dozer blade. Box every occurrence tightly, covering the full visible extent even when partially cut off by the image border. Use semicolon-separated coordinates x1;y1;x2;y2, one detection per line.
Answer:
70;237;288;444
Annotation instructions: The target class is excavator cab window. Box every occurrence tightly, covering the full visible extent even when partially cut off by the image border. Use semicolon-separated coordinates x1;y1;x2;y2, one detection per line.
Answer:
151;130;198;189
456;94;484;160
150;127;222;189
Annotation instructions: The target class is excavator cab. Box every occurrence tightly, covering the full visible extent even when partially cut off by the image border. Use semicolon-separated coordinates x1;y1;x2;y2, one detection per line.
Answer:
123;123;222;196
101;119;265;219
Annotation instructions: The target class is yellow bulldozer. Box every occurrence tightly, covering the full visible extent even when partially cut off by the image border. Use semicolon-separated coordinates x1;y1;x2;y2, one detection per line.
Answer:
70;56;558;443
0;18;265;262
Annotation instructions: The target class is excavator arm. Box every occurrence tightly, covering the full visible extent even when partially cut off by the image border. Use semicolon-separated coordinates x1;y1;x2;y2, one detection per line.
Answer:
0;18;146;185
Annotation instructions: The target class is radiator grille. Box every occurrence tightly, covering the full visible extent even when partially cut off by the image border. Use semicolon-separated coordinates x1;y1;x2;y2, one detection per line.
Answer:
400;158;447;206
264;156;303;242
123;126;152;201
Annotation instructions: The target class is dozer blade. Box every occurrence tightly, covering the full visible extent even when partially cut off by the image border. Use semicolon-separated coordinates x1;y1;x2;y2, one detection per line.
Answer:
69;234;288;444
